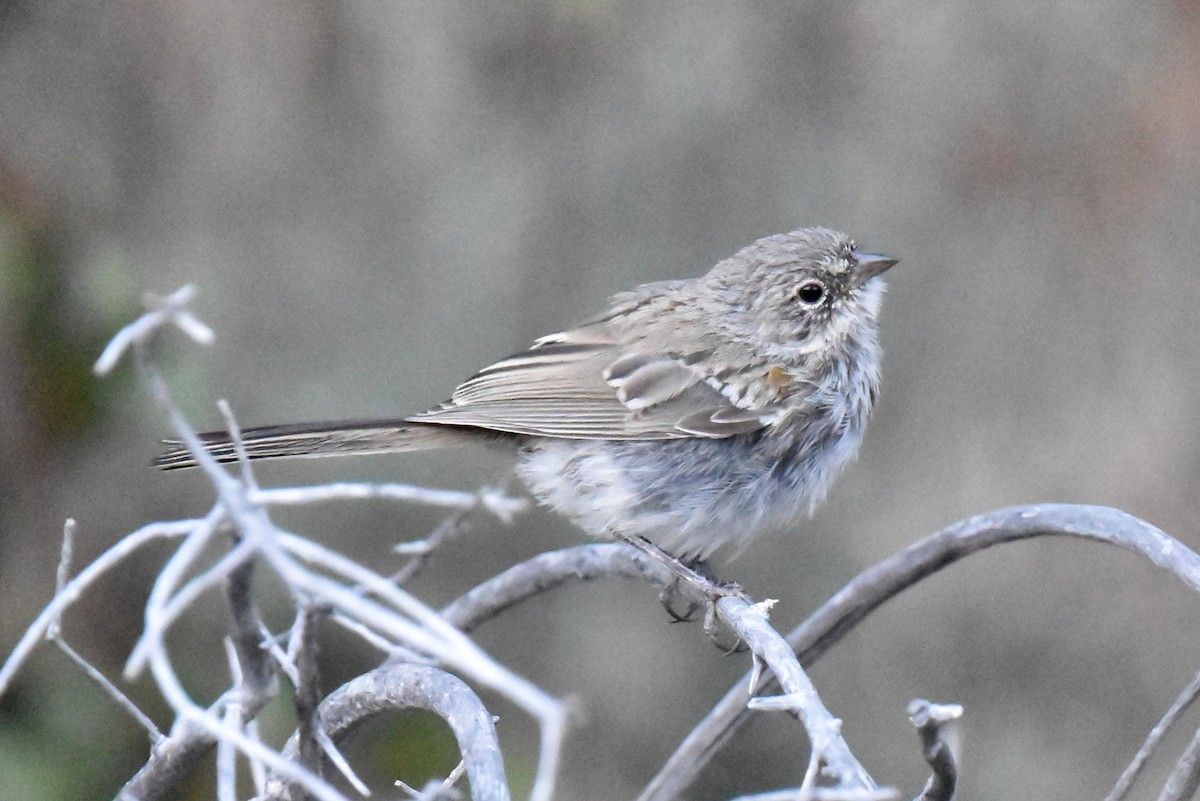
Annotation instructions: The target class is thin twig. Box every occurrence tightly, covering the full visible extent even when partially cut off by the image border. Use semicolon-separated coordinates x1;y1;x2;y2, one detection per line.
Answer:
391;506;475;587
1159;724;1200;801
315;729;370;798
217;675;240;801
294;605;324;785
1106;668;1200;801
267;664;511;801
0;519;200;697
44;519;164;741
908;699;961;801
718;594;875;792
93;285;214;376
252;483;527;520
49;634;163;743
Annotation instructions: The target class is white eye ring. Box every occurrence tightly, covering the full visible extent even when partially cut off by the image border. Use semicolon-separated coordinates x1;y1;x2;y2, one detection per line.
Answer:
796;279;826;305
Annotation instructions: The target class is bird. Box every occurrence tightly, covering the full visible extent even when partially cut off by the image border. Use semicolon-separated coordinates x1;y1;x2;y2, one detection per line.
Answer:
159;227;897;562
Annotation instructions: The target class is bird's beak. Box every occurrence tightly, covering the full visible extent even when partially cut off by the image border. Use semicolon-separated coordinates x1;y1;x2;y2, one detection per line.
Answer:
850;250;899;286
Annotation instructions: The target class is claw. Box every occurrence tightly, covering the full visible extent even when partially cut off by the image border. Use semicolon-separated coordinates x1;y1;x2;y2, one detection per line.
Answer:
616;535;753;648
660;581;700;622
703;598;749;653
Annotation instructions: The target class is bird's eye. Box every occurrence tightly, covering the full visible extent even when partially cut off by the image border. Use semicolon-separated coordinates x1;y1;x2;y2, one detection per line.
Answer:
796;280;826;305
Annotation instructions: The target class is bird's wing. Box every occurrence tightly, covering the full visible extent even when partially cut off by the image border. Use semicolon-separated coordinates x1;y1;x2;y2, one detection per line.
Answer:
408;328;777;440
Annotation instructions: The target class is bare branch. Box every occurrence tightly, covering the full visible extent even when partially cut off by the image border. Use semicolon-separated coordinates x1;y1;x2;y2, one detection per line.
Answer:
728;789;897;801
0;518;199;697
720;594;876;793
641;504;1200;801
442;542;675;632
93;285;214;376
48;633;164;744
907;700;961;801
392;505;476;587
266;664;510;801
442;543;880;794
43;519;164;742
1106;668;1200;801
1160;725;1200;801
293;606;324;784
252;482;527;520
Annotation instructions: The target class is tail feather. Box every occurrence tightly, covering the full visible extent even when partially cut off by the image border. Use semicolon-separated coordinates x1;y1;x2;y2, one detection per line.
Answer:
154;419;478;470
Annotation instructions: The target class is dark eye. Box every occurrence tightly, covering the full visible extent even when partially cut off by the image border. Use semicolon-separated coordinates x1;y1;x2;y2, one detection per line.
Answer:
796;280;825;305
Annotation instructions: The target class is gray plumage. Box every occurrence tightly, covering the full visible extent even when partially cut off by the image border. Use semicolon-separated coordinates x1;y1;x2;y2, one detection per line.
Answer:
159;227;897;559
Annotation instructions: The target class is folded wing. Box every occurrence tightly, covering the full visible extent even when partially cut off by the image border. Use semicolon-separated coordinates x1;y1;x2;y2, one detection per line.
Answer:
409;329;777;440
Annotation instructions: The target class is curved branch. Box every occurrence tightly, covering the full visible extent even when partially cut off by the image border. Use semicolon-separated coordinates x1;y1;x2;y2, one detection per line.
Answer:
267;664;509;801
640;503;1200;801
441;543;674;631
442;542;879;792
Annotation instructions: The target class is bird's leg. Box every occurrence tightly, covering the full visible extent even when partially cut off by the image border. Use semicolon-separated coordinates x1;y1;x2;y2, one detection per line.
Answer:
660;579;701;623
616;536;750;643
658;558;722;622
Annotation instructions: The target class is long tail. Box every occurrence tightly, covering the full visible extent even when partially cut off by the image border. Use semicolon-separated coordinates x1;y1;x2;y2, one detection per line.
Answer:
155;419;479;470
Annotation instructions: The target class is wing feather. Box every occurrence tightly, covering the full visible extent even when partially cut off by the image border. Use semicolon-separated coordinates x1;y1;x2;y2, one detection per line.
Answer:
409;323;771;440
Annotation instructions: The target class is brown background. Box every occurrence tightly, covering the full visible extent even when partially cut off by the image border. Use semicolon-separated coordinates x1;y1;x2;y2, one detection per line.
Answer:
2;3;1200;799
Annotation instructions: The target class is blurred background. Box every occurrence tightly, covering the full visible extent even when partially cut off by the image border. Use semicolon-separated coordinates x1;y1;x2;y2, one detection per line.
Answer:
2;2;1200;799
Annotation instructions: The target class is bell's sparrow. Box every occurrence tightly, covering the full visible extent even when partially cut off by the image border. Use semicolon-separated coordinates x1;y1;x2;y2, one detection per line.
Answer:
159;227;897;561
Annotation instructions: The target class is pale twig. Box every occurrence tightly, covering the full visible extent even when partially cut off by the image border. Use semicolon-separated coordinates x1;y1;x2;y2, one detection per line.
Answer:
53;518;75;596
395;777;423;798
1105;668;1200;801
266;538;569;801
441;542;676;632
262;618;300;685
140;631;350;801
247;719;269;796
118;480;563;800
638;504;1200;801
1160;725;1200;801
729;789;897;801
330;612;431;663
251;482;527;520
217;677;240;801
391;506;474;587
273;531;565;714
93;285;214;376
220;637;272;799
218;398;259;490
85;293;550;801
0;519;199;698
718;593;876;793
125;525;255;679
95;298;349;801
268;664;510;801
908;700;961;801
44;519;164;742
316;728;370;798
49;634;163;743
441;757;469;792
123;506;229;676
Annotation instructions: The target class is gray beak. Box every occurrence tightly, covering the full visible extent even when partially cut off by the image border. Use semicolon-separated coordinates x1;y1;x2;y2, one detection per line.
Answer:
850;250;899;286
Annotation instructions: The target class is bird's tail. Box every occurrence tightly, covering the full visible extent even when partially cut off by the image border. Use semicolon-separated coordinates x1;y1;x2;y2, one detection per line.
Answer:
154;419;477;470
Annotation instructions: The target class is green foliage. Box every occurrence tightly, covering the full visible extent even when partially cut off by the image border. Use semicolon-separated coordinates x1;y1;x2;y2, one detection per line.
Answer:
0;213;137;446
